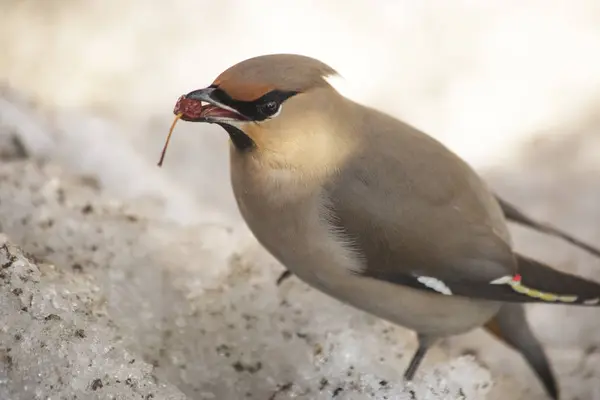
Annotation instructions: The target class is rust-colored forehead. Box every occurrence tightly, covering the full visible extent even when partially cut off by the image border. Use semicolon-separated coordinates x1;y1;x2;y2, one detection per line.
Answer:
212;77;275;102
211;54;338;102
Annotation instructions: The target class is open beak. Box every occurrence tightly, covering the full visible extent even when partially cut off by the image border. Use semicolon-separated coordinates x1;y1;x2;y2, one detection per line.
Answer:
175;87;248;124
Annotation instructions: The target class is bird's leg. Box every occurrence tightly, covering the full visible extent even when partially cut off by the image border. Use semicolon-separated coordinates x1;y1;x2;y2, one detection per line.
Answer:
276;269;293;286
403;334;435;381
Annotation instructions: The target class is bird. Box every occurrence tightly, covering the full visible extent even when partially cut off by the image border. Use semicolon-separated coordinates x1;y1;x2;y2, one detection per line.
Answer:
169;54;600;399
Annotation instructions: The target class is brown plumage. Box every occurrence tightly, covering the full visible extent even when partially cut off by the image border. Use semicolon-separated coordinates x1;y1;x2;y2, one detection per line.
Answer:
213;54;336;100
172;54;600;399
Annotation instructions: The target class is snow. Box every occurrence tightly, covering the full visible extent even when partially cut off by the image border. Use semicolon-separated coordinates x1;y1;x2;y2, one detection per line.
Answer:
0;240;187;400
1;0;600;398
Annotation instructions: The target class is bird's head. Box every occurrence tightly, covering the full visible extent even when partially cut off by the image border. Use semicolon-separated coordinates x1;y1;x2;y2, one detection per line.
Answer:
174;54;355;162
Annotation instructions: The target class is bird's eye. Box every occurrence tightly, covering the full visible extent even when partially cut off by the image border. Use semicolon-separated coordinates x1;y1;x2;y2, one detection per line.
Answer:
258;100;280;117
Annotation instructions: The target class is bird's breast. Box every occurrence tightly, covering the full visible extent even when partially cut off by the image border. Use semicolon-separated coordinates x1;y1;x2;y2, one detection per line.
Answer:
230;158;363;286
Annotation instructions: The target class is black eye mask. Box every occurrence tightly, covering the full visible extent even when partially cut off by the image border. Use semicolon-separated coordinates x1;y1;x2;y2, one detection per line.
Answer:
210;87;298;121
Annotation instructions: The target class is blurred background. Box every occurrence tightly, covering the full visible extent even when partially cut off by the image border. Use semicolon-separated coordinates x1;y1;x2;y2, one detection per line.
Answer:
1;0;600;398
2;0;600;227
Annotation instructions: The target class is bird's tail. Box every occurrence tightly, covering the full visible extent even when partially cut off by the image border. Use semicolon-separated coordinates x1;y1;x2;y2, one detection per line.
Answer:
483;253;600;399
484;304;558;399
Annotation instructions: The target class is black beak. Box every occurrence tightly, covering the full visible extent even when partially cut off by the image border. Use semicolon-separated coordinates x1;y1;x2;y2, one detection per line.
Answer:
176;87;255;151
178;87;248;123
185;87;216;103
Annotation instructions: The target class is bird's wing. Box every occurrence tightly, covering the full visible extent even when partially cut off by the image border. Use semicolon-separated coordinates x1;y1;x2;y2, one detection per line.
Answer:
495;195;600;258
325;170;600;304
323;116;600;305
353;250;600;305
324;119;514;291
